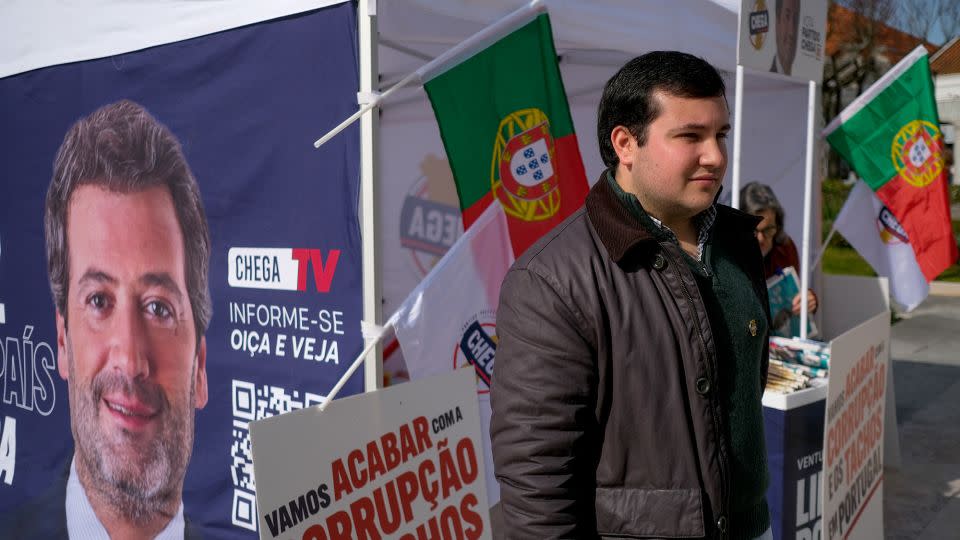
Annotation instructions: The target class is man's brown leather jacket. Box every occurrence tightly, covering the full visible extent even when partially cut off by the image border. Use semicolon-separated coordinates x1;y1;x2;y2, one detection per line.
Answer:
491;172;769;539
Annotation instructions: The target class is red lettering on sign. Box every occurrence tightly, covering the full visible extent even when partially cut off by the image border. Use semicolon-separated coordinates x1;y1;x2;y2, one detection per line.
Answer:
292;248;341;292
325;510;352;540
372;480;403;534
412;416;432;453
348;448;367;489
331;459;352;501
395;471;419;523
349;496;380;540
302;523;328;540
367;440;387;482
461;493;484;540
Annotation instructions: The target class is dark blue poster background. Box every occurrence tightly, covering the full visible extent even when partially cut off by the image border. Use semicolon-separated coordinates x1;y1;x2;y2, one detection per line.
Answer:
764;400;826;540
0;4;362;538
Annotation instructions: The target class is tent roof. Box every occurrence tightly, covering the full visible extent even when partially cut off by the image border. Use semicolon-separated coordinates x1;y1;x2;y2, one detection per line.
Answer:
2;0;744;80
0;0;345;78
379;0;741;76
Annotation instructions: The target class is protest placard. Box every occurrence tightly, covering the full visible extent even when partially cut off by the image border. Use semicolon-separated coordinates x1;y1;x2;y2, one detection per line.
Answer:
822;312;889;540
251;368;491;540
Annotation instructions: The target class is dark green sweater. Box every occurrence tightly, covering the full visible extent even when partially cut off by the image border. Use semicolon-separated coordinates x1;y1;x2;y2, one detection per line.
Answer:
608;174;770;539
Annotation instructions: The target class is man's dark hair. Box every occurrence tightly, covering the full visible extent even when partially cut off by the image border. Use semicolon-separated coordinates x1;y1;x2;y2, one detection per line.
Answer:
740;181;788;245
597;51;726;167
45;100;212;350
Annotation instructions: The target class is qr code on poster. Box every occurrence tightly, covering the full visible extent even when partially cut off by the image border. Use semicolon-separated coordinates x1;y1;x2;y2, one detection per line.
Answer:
230;379;325;531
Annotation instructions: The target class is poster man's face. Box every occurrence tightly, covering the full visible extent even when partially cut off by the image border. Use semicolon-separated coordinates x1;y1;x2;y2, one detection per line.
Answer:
56;184;207;516
777;0;800;74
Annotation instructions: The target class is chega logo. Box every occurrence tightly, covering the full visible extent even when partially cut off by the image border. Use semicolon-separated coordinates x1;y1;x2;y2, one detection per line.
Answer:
748;0;769;50
453;312;497;394
876;207;909;245
399;154;463;278
227;248;340;292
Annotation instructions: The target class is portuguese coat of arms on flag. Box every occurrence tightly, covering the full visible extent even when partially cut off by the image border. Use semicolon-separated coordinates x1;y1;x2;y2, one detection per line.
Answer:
422;7;589;256
825;45;958;281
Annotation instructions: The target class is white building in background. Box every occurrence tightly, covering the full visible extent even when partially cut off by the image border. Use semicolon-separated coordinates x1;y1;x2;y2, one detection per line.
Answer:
932;36;960;184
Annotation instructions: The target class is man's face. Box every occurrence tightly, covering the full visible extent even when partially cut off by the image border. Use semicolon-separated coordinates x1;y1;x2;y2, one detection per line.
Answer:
56;184;207;517
618;91;729;224
777;0;800;74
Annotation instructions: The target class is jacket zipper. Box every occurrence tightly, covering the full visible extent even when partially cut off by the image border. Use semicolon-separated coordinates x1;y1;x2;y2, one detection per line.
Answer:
664;246;730;538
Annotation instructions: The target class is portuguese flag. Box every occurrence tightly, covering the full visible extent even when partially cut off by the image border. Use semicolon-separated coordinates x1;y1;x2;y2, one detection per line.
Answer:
825;45;958;281
422;7;588;256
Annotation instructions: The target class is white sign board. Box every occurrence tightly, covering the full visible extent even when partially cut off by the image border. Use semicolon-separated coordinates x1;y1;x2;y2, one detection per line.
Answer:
822;311;889;540
250;368;492;540
737;0;828;82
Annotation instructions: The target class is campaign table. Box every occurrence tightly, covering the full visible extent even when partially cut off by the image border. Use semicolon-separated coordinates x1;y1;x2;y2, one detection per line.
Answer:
762;275;898;540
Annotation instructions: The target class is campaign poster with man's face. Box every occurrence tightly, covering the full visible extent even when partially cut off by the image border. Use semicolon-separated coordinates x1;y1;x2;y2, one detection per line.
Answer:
737;0;828;82
0;4;364;539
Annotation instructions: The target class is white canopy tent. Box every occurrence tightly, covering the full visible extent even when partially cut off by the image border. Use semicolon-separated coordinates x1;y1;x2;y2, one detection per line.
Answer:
0;0;821;388
1;0;842;531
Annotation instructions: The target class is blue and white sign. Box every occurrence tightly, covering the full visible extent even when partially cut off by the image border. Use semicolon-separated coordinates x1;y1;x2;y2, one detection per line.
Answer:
0;4;361;539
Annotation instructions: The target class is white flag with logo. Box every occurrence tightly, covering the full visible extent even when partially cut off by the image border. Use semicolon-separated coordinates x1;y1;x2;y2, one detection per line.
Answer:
834;180;929;311
388;201;514;506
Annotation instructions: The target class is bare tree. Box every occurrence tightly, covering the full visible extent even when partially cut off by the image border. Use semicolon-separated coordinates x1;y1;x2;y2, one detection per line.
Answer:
824;0;899;176
940;0;960;43
899;0;943;42
824;0;898;113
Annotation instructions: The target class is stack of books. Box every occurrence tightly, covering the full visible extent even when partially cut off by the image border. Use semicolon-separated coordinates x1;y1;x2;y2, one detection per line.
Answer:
766;336;830;394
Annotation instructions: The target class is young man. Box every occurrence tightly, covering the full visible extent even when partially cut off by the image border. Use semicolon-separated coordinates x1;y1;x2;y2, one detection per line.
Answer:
4;100;210;540
491;52;772;539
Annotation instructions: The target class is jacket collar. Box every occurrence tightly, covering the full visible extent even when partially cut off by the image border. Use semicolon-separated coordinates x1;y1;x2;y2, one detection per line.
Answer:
586;168;762;263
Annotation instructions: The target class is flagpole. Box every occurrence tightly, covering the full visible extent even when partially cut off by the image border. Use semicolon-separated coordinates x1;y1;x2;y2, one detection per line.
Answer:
313;0;547;149
319;321;395;412
800;80;817;339
313;70;420;148
811;225;837;271
731;65;745;209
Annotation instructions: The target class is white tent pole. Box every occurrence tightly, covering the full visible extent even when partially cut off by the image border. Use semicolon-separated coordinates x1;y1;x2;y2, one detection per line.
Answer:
359;0;382;392
800;80;817;339
732;64;745;209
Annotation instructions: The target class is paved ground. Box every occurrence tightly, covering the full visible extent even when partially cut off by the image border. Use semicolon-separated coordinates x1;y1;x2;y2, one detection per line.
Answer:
884;292;960;539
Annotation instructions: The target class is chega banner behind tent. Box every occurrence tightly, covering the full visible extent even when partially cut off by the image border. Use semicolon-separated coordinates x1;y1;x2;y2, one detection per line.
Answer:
0;4;362;539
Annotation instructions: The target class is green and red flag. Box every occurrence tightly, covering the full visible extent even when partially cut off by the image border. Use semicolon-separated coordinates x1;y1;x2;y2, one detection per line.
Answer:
421;6;589;256
825;45;958;281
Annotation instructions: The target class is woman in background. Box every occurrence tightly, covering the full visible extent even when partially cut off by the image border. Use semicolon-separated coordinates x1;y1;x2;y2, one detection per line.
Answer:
740;181;818;316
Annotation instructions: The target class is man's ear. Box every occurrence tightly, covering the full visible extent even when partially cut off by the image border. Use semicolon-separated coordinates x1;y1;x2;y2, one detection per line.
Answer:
194;336;208;409
56;311;69;380
610;125;637;168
